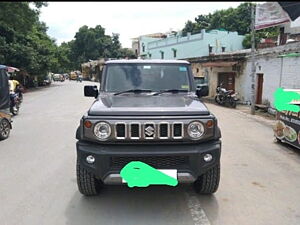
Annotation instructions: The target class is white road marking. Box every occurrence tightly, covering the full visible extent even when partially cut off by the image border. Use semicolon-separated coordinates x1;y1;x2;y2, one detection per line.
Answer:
185;192;211;225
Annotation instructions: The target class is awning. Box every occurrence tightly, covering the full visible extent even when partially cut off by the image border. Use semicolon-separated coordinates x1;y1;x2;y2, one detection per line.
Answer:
278;2;300;21
201;61;238;67
278;52;300;58
7;66;20;72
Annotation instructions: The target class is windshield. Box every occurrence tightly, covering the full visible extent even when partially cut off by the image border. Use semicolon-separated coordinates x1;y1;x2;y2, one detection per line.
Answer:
194;77;205;85
104;63;191;92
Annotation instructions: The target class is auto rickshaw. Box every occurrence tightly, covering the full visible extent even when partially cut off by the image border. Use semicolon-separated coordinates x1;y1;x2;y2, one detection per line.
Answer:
0;65;12;140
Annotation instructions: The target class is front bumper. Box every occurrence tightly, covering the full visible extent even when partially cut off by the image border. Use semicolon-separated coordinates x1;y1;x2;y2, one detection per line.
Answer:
76;140;221;184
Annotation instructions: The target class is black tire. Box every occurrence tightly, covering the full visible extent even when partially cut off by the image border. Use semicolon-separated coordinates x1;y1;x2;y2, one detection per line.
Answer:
10;106;19;116
76;159;102;196
214;95;220;104
194;163;220;194
0;119;11;140
229;99;237;108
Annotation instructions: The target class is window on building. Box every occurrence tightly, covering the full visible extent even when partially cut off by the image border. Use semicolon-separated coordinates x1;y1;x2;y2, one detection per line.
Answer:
196;68;199;73
222;47;226;52
142;43;145;52
172;49;177;58
208;45;213;53
161;51;164;59
148;53;152;58
135;49;138;56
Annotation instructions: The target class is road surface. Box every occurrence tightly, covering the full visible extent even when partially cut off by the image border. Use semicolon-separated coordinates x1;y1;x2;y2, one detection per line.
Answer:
1;81;300;225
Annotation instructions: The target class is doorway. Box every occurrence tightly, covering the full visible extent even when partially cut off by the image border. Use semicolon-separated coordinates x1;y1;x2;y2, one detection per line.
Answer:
218;72;235;91
256;73;264;104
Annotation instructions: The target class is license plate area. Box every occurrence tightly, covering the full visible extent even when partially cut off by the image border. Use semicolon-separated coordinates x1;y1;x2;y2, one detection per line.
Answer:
122;169;177;183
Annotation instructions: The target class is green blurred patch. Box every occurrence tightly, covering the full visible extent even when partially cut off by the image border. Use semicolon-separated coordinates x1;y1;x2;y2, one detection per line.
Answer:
120;161;178;188
274;88;300;112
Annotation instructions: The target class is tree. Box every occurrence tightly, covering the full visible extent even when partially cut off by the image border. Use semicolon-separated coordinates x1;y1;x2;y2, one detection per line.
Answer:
119;48;136;59
70;25;113;67
181;2;279;46
0;2;60;75
111;33;122;58
0;2;136;78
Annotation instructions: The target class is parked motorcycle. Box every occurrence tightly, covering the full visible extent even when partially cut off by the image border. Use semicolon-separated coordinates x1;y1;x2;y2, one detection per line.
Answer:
10;92;21;115
215;84;238;108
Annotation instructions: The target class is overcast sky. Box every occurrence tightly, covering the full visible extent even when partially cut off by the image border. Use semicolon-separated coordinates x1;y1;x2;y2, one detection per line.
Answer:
39;2;244;48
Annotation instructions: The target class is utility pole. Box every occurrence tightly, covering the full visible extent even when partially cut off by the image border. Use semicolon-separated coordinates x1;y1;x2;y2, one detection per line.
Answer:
250;3;256;115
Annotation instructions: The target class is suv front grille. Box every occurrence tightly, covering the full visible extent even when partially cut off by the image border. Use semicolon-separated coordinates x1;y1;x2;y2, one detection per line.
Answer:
110;156;189;168
114;122;183;140
130;123;140;139
116;124;126;139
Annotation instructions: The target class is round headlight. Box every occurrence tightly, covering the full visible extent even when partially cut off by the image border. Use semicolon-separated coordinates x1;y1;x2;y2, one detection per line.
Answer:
187;121;205;140
93;122;111;140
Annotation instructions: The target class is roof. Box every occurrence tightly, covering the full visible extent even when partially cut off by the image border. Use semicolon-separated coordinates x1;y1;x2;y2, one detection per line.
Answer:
202;61;238;67
0;65;19;72
105;59;190;64
278;2;300;21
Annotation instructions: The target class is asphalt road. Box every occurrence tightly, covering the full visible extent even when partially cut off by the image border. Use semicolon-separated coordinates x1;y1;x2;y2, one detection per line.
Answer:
1;81;300;225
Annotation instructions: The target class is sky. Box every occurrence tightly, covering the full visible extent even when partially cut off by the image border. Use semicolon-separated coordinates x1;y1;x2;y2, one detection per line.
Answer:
39;1;242;48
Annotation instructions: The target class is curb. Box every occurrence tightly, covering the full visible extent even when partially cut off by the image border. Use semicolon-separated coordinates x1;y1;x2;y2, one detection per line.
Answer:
202;98;276;128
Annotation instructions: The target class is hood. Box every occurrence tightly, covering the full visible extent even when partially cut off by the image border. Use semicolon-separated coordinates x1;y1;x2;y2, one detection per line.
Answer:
88;93;209;116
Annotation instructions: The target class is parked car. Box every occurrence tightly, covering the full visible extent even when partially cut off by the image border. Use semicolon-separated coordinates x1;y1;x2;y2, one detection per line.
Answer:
75;59;221;196
69;72;77;80
43;77;52;85
0;65;12;140
63;73;69;80
52;74;64;82
194;76;209;97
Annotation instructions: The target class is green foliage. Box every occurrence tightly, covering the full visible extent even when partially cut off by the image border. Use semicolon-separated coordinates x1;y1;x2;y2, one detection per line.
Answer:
119;48;136;59
0;2;57;77
181;2;280;48
242;27;279;48
69;26;131;69
0;2;130;77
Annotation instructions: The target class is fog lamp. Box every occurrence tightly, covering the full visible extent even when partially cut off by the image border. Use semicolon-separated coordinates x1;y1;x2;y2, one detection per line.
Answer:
203;154;213;162
86;155;95;164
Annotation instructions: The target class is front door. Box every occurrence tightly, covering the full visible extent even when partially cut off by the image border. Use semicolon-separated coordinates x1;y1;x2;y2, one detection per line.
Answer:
256;73;264;104
218;73;235;91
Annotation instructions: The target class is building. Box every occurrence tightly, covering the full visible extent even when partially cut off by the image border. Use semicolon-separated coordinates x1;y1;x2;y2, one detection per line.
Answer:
187;41;300;109
131;33;167;58
187;49;250;101
135;29;245;60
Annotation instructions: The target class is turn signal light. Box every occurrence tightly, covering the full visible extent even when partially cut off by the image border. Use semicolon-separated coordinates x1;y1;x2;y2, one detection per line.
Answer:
84;120;92;128
206;120;214;128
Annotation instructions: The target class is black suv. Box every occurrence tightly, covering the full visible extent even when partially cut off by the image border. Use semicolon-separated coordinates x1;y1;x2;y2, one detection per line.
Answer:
76;59;221;195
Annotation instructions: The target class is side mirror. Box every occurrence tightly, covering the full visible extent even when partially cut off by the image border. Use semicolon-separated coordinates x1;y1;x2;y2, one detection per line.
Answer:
196;85;209;98
196;88;202;98
84;85;98;98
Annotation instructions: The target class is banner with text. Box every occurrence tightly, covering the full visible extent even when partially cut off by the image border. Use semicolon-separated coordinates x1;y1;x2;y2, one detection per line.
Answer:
255;2;291;30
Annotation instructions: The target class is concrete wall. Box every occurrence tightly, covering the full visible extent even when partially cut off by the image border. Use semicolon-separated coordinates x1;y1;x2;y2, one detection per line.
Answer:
140;29;245;60
190;43;300;107
242;54;300;107
139;36;162;57
190;62;247;98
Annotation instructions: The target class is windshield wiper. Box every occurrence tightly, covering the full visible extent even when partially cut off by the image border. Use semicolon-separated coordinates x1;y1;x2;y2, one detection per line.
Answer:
114;89;153;96
152;89;188;96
